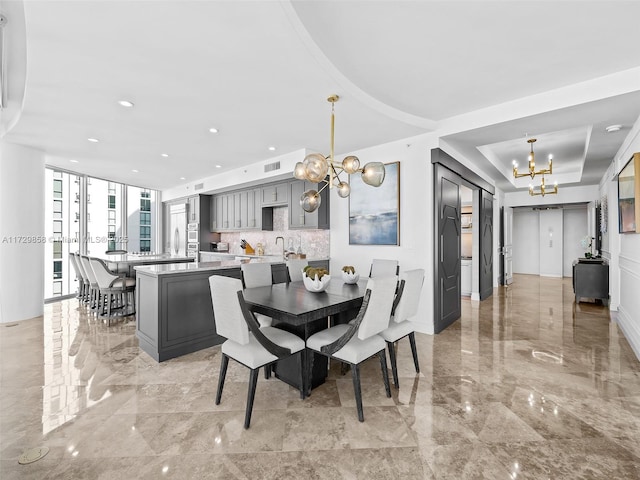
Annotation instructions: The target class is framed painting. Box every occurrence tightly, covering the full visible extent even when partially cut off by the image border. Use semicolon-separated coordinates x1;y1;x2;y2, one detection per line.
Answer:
349;161;400;245
618;152;640;234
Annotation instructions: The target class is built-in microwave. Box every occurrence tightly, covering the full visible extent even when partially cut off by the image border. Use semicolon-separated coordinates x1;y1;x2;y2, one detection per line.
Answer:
187;223;198;243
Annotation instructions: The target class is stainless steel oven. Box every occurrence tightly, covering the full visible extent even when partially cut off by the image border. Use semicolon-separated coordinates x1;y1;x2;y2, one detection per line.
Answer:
187;223;199;243
186;242;199;258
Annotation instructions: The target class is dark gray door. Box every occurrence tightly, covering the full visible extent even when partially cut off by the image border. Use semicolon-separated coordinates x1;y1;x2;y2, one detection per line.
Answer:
479;189;494;300
434;164;461;333
499;206;504;285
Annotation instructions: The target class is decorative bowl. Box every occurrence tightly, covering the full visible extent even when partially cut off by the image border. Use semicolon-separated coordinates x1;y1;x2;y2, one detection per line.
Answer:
303;274;331;293
341;271;360;284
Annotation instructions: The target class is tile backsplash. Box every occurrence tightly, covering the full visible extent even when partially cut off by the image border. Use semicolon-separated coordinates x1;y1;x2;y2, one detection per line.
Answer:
220;206;330;259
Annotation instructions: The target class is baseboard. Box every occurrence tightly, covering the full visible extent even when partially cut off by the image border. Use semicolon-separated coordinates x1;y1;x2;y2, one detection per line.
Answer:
617;305;640;361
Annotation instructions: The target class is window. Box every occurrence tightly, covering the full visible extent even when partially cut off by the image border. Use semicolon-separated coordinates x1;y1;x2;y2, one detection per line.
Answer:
140;226;151;237
140;240;151;252
108;210;116;222
108;225;115;234
53;240;62;259
53;261;62;279
53;221;62;238
140;199;151;211
108;195;116;209
140;211;151;224
53;179;63;198
108;182;116;194
141;189;151;198
53;200;62;219
52;282;62;295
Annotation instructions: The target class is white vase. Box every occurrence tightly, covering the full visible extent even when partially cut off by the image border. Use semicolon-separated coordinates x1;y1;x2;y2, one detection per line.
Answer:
303;274;331;292
341;271;360;284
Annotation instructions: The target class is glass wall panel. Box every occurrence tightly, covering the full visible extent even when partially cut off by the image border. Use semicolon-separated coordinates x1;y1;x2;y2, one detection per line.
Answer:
87;177;124;255
127;186;157;254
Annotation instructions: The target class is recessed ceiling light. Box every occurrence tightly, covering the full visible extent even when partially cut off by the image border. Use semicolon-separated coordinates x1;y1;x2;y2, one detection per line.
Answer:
605;124;622;133
87;138;99;143
180;177;186;180
209;127;219;134
132;169;138;173
70;159;78;163
215;165;222;169
268;146;276;151
118;100;134;108
161;153;169;158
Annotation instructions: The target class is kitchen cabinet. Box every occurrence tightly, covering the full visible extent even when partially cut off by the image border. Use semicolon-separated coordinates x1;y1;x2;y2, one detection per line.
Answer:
261;182;288;206
288;180;330;230
187;195;200;223
211;188;261;232
211;193;233;231
461;259;471;296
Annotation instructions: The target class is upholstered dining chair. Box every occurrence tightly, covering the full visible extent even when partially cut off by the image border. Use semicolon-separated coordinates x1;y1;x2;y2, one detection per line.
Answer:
71;253;90;303
286;258;308;283
380;269;425;388
240;263;274;328
79;255;100;310
88;257;136;323
306;276;397;422
369;259;399;278
209;275;306;428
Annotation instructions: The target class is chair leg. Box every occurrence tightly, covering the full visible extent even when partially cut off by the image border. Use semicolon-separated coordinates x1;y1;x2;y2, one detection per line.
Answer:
387;341;400;389
215;354;229;405
264;365;271;379
297;351;305;399
351;363;364;422
408;332;420;373
378;350;391;398
306;350;315;398
244;368;259;429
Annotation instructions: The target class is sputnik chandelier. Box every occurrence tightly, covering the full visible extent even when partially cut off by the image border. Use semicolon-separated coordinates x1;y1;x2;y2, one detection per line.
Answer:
293;95;386;213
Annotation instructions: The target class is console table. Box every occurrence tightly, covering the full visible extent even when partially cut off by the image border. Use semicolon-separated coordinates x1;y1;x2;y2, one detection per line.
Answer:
572;258;609;305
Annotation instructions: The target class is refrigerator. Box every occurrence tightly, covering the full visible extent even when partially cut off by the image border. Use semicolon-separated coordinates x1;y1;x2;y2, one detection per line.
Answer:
169;204;187;256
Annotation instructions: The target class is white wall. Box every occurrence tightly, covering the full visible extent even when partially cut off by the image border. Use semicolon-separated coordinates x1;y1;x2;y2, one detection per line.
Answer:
539;209;564;277
329;133;439;334
512;210;540;274
605;113;640;359
0;142;45;323
563;207;589;276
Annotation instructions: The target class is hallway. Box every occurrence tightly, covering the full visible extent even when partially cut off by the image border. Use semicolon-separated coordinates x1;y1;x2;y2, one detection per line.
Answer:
1;275;639;479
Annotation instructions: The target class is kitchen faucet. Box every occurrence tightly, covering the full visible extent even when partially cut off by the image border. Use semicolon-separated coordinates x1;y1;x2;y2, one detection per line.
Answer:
275;236;285;260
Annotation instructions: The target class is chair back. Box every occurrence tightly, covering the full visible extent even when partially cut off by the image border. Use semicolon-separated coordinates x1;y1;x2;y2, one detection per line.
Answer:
209;275;250;345
69;253;83;281
369;259;399;278
393;269;425;323
286;259;308;282
358;276;398;340
241;262;272;288
88;258;120;289
80;256;98;284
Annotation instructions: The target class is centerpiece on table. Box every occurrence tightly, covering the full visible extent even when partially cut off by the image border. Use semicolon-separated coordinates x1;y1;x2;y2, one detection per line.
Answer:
580;235;595;258
302;266;331;292
341;265;360;284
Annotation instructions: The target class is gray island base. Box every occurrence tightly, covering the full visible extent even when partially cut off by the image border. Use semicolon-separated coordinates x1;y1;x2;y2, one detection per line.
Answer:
135;258;329;362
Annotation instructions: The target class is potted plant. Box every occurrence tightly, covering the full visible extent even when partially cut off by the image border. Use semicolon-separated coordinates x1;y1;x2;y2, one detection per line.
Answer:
302;266;331;292
580;235;594;258
341;265;360;284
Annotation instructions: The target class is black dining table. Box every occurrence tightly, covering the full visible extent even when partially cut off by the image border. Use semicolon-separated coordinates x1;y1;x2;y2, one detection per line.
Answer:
243;278;369;392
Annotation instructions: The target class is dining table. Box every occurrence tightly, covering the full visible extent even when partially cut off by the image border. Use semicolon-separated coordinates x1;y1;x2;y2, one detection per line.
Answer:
242;278;369;393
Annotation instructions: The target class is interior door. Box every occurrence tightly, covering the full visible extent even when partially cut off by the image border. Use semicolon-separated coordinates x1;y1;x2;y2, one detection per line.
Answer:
504;207;513;285
479;190;494;300
434;164;461;333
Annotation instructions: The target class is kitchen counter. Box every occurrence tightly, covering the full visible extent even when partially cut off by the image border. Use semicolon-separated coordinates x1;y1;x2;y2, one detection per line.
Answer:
135;257;279;277
98;253;194;276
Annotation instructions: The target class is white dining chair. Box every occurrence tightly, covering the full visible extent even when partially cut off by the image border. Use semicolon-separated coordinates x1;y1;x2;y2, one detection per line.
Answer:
88;257;136;323
286;258;308;282
369;259;399;278
209;275;306;428
306;276;397;422
380;269;425;388
241;263;274;328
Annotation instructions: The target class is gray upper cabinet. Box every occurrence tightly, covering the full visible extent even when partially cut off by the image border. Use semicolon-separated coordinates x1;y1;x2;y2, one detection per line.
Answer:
211;188;261;232
261;182;288;206
187;195;200;223
288;180;330;230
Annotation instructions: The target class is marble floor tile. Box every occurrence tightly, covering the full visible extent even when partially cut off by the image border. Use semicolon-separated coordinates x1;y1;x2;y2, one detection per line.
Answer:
2;274;640;479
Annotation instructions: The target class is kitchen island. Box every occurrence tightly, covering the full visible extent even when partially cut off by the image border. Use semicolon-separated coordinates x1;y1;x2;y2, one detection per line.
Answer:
97;252;194;277
135;257;329;361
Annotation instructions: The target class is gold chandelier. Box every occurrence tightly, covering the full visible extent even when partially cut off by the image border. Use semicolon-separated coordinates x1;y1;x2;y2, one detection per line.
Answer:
513;138;553;179
293;95;385;213
529;175;558;197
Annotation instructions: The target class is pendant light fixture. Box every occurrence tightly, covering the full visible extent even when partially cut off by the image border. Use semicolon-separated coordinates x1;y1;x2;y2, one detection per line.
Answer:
292;95;386;213
529;175;558;197
513;138;553;179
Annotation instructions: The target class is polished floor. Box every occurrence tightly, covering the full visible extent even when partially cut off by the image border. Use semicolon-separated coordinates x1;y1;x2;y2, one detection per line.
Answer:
2;274;640;479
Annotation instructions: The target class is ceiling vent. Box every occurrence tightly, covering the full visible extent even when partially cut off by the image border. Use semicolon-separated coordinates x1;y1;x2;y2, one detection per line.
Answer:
264;161;280;173
194;183;204;191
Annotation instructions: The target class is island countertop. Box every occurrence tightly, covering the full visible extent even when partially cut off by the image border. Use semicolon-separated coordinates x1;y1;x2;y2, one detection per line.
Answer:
134;257;280;276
